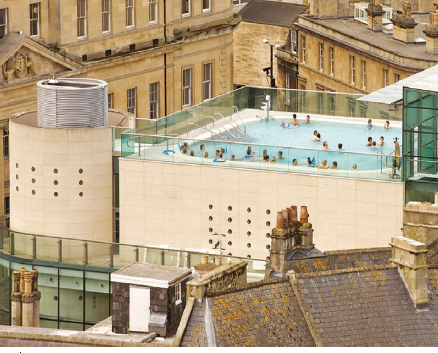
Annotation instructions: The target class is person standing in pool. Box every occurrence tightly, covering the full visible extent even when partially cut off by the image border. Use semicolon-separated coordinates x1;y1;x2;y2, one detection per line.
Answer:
204;152;209;158
264;154;270;163
318;159;329;169
378;136;386;146
278;151;285;159
280;121;285;128
312;130;320;141
291;114;299;126
330;161;338;169
231;154;235;161
322;141;328;150
306;115;310;124
366;137;372;146
307;157;315;167
352;163;358;170
367;119;372;129
292;159;298;166
384;120;390;129
338;143;344;151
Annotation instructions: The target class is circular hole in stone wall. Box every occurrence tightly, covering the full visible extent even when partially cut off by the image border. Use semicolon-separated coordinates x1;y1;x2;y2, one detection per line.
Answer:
15;175;18;180
209;228;213;233
54;168;58;174
209;239;213;244
209;216;213;221
54;180;58;185
247;255;251;258
228;217;232;223
15;163;19;168
31;190;35;195
266;256;270;261
228;229;232;234
247;219;251;224
266;233;270;238
209;204;213;209
228;206;232;211
247;207;251;213
79;168;83;174
266;209;271;215
266;245;271;250
79;180;83;185
266;221;271;227
79;192;83;197
247;243;251;248
16;187;19;191
54;192;58;197
228;253;232;256
31;167;35;172
247;231;251;236
228;241;232;246
31;178;35;184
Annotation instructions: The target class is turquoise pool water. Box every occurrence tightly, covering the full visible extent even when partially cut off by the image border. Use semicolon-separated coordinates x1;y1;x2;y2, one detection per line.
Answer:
187;118;402;170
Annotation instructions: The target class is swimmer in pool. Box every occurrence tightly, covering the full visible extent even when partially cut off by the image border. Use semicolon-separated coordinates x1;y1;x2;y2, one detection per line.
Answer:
218;152;224;160
261;149;268;160
231;154;235;160
370;141;378;150
322;141;328;150
307;157;315;167
338;143;344;151
384;120;390;130
330;161;338;170
204;152;208;158
352;163;358;170
200;144;205;151
245;148;252;157
220;147;225;154
318;159;329;169
378;136;386;146
278;151;285;159
271;156;276;164
312;130;320;141
215;150;220;157
291;114;299;126
280;121;285;127
366;137;372;146
264;154;270;163
292;159;298;166
367;119;372;129
190;150;194;156
306;115;310;124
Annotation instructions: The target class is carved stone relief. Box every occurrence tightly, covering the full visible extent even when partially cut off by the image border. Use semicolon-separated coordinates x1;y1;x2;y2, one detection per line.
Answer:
2;51;38;84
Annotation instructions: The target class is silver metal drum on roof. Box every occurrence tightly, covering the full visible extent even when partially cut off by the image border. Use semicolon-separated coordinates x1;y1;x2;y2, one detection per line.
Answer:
37;78;108;128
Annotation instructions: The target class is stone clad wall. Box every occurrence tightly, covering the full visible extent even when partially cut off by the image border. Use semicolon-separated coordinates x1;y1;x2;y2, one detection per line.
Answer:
234;21;290;87
112;282;130;334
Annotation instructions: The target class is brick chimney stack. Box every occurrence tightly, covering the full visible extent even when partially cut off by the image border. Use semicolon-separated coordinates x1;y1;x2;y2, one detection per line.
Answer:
390;236;429;307
366;0;386;32
391;1;417;43
424;3;438;53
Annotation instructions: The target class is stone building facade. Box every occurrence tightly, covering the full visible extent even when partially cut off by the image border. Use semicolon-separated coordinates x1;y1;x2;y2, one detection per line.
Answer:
0;0;239;229
284;0;438;94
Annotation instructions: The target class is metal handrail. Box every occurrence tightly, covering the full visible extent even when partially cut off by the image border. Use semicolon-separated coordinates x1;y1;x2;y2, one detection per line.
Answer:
121;132;397;158
187;123;227;141
231;106;253;133
214;113;245;137
205;116;237;139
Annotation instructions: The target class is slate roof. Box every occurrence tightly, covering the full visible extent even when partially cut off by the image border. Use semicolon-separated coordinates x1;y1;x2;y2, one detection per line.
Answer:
180;251;438;346
239;0;308;27
284;248;392;274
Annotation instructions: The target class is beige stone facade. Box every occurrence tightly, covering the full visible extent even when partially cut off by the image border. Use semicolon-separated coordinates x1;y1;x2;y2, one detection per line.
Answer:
0;0;238;229
234;21;289;88
119;159;404;259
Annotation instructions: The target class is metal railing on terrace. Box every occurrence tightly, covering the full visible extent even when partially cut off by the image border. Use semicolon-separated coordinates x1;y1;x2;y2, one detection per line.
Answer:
0;228;267;279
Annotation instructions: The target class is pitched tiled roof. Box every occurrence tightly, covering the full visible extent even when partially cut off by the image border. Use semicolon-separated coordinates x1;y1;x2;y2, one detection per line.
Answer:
208;278;315;347
284;248;391;274
239;0;308;27
180;299;208;347
298;266;438;346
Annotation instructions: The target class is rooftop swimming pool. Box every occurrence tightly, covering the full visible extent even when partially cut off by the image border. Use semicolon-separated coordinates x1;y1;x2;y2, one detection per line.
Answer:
186;116;401;171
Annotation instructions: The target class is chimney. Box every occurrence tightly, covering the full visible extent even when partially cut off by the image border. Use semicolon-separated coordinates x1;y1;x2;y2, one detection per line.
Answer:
366;0;386;32
390;236;429;307
390;1;417;43
269;205;314;274
424;3;438;54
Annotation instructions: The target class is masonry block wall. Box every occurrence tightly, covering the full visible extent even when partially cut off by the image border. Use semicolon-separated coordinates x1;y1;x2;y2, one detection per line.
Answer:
112;282;129;334
167;277;189;336
234;22;290;87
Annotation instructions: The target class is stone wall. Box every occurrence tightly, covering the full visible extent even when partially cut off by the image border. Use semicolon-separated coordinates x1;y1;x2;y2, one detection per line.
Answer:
404;202;438;246
167;278;189;336
234;21;290;87
112;282;129;334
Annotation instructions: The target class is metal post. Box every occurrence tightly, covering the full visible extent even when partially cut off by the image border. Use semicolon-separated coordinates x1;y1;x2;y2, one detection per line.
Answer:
32;235;36;259
270;44;274;88
160;250;165;265
135;247;139;262
184;252;190;269
109;244;113;268
83;242;88;265
10;231;14;255
58;239;62;262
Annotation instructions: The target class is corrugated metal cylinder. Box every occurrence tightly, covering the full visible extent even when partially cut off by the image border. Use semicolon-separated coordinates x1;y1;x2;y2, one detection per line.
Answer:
37;78;108;128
